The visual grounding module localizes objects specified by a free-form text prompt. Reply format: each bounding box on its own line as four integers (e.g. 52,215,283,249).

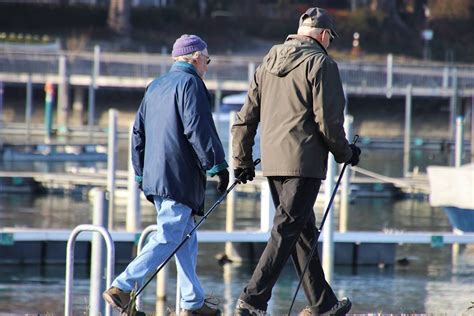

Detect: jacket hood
262,35,327,77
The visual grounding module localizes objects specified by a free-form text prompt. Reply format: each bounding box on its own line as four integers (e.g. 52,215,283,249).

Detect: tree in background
428,0,473,19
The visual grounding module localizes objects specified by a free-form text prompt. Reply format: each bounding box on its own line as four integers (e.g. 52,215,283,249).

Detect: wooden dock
0,167,430,195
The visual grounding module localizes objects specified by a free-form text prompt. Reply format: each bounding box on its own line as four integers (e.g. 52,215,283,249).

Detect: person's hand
216,169,229,193
234,167,255,184
348,144,361,166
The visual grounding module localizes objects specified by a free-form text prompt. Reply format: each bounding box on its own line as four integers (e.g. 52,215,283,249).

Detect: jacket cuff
207,161,229,177
135,175,143,183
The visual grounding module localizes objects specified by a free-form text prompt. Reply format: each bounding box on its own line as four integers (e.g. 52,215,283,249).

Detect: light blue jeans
112,196,205,310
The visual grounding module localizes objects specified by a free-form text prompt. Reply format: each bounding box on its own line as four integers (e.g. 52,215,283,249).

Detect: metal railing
64,224,115,316
1,49,474,93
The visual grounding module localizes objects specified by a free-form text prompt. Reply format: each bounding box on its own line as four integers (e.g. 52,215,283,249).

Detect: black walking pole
123,159,261,316
287,136,359,316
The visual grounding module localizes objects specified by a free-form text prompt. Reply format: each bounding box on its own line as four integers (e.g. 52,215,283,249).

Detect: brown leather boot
102,286,131,310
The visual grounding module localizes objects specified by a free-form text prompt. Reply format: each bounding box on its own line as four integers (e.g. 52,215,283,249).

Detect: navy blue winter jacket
131,61,227,214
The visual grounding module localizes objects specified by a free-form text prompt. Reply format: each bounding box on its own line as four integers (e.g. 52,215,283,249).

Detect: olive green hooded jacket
231,35,352,179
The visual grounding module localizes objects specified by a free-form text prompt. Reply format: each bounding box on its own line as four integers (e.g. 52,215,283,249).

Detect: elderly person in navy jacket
103,34,228,316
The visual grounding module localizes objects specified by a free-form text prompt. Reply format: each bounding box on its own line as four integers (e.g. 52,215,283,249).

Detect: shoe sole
333,300,352,316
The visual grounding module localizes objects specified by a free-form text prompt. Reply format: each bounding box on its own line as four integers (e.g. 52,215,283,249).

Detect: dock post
248,62,256,82
72,86,85,126
107,109,118,229
322,154,336,284
225,112,240,261
449,68,458,139
89,189,109,316
88,45,100,138
176,274,181,314
156,264,168,301
214,80,222,134
25,76,33,140
442,66,449,89
403,84,412,177
260,181,275,232
340,115,353,232
160,46,168,75
386,54,393,98
471,95,474,162
44,81,54,143
57,54,69,134
127,123,141,232
455,116,464,167
0,82,4,125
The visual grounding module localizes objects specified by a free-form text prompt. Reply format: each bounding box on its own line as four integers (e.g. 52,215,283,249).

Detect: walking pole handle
352,134,359,145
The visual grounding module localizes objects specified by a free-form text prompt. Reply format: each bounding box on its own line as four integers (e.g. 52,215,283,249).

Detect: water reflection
0,242,473,314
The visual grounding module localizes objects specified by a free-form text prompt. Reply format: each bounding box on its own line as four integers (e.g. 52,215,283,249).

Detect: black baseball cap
298,7,339,38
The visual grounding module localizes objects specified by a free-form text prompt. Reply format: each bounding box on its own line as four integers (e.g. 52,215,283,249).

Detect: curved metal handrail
64,224,115,316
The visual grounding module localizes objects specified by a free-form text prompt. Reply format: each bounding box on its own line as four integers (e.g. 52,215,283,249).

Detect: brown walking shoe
103,286,131,310
299,297,351,316
179,298,221,316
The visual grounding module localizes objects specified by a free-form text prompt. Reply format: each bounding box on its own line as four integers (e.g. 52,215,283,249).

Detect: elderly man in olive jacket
232,8,361,316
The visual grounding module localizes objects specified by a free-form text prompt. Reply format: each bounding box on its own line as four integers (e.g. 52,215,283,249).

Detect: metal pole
44,81,54,143
455,116,464,167
57,55,68,134
214,81,222,135
25,76,33,140
0,82,3,125
72,87,85,126
176,274,181,314
88,45,100,133
322,154,336,284
386,54,393,98
107,109,118,229
404,85,412,177
260,181,275,232
127,123,141,232
156,264,168,301
225,112,239,261
442,66,449,89
471,95,474,162
340,115,353,232
248,62,256,83
449,68,458,138
89,189,109,316
160,46,168,75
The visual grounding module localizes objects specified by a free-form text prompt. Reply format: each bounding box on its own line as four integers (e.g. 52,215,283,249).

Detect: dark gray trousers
239,176,338,312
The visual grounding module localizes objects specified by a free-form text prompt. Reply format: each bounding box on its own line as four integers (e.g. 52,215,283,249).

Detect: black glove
234,167,255,184
348,144,362,166
216,169,229,193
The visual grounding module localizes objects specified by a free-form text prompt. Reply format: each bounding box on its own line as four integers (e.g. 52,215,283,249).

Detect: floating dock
1,228,473,266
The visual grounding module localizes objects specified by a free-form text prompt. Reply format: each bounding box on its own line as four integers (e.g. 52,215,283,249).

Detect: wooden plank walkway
0,168,430,194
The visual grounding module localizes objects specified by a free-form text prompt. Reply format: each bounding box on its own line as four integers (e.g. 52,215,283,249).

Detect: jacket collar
171,61,199,77
285,34,328,55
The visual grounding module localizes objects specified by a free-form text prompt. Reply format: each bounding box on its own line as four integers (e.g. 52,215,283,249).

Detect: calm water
1,138,474,314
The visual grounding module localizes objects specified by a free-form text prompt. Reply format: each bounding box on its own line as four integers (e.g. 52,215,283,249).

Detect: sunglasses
202,53,211,65
326,29,335,43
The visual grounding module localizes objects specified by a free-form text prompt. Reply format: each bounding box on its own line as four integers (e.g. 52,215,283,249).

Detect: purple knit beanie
172,34,207,58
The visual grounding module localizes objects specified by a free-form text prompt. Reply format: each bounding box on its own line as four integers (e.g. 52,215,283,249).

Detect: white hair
297,25,324,38
173,50,205,63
